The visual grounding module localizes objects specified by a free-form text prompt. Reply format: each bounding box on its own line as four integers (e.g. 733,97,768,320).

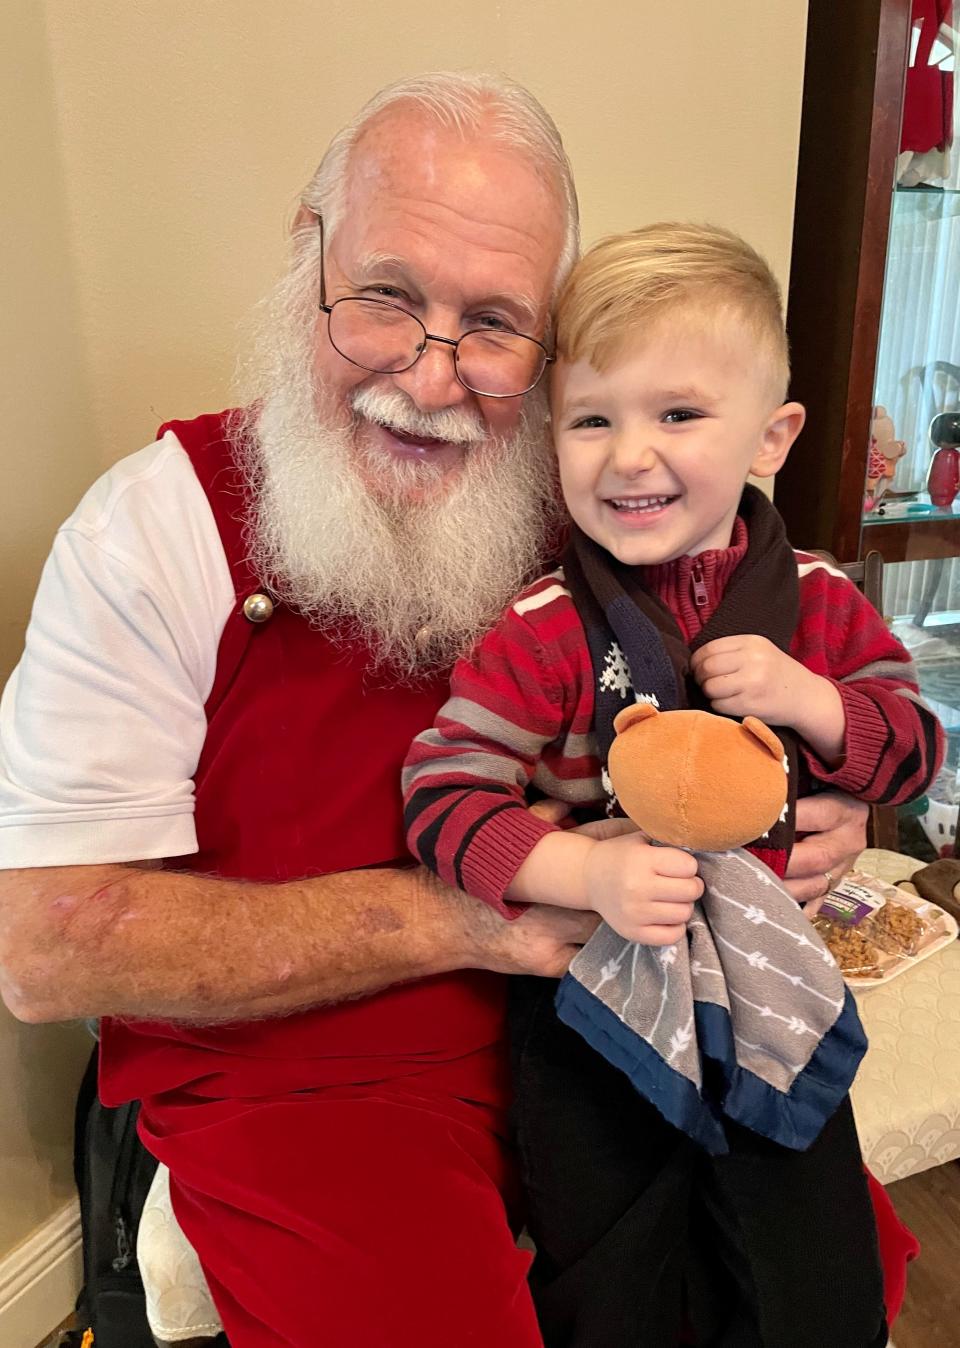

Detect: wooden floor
887,1161,960,1348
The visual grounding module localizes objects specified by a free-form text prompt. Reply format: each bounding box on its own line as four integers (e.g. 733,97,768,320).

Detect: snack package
869,900,928,958
813,914,884,980
814,871,958,987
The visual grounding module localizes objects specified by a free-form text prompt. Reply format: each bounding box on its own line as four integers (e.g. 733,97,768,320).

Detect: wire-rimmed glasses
314,213,553,398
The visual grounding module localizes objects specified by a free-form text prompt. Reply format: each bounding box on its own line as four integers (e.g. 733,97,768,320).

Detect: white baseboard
0,1199,82,1348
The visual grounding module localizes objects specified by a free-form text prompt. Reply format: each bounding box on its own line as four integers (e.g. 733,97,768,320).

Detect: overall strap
157,410,269,719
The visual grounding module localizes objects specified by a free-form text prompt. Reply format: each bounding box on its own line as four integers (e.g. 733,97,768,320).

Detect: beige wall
0,2,100,1259
1,1,100,683
41,0,809,468
0,1016,91,1258
0,0,808,1266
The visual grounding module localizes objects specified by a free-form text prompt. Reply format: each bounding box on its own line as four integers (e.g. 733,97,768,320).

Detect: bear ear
742,716,784,760
613,702,659,736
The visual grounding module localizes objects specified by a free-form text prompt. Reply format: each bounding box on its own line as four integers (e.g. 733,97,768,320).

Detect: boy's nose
611,434,660,476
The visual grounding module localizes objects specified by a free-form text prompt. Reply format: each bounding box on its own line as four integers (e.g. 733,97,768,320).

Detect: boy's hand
582,834,703,944
690,636,846,762
691,635,814,723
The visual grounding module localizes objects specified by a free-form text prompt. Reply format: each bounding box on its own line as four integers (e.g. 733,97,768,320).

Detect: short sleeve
0,436,234,867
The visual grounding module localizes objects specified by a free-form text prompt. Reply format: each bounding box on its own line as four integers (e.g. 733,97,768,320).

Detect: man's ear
291,202,318,237
750,401,806,480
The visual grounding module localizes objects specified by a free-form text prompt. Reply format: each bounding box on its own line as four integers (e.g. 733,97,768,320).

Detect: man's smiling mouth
384,425,460,451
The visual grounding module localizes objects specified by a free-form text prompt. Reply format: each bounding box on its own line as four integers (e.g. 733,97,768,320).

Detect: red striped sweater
403,547,943,917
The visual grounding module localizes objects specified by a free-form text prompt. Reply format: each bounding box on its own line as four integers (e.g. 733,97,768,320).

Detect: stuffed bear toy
609,702,786,851
554,704,866,1154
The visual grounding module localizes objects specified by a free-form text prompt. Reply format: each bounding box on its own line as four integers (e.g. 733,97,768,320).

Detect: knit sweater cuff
460,807,560,919
802,683,891,795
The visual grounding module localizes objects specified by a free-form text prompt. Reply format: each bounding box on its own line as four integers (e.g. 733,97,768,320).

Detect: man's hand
527,796,639,842
465,896,602,978
691,636,846,762
786,792,868,908
414,864,597,978
447,800,628,977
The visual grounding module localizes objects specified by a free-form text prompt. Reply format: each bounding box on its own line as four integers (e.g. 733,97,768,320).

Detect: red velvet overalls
98,412,542,1347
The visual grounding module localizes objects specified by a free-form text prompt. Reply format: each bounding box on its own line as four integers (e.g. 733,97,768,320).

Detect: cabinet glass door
864,2,958,857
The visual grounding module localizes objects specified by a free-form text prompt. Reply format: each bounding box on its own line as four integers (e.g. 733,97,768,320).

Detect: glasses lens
328,299,424,373
457,330,546,396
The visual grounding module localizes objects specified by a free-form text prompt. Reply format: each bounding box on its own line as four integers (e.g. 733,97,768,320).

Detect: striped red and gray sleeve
791,554,945,803
403,572,593,916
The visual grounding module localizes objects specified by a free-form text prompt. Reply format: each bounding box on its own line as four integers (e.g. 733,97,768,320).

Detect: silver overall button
242,593,275,624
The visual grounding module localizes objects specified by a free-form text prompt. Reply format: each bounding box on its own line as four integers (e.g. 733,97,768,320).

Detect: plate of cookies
812,870,959,988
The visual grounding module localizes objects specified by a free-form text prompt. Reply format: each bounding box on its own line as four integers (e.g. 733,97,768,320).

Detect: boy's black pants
510,977,888,1348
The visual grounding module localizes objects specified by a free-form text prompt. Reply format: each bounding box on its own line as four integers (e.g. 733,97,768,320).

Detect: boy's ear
750,401,806,480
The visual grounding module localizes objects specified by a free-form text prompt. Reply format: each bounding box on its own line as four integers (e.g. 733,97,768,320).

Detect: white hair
297,70,580,313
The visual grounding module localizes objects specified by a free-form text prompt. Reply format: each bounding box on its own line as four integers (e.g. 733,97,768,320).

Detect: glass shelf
895,184,960,196
864,494,960,528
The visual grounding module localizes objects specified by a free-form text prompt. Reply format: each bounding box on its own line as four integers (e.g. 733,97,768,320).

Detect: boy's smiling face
551,313,805,566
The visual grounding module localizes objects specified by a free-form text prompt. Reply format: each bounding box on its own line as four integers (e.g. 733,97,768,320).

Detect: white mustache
350,385,488,446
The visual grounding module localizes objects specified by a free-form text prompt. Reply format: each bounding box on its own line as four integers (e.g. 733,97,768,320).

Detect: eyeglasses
314,213,553,398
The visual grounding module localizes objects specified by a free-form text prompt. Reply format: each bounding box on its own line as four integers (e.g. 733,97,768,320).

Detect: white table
850,850,960,1184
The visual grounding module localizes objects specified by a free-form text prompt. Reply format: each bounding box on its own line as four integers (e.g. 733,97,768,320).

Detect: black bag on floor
72,1043,159,1348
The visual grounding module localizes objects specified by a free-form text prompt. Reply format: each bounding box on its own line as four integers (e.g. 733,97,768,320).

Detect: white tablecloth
850,850,960,1183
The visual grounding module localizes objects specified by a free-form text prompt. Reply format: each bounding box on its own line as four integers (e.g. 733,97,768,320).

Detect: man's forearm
0,862,475,1024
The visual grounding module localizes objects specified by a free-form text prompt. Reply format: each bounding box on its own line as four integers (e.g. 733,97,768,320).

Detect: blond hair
555,222,790,400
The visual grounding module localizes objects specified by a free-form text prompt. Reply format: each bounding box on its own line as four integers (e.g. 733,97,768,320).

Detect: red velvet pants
139,1075,543,1348
139,1078,916,1347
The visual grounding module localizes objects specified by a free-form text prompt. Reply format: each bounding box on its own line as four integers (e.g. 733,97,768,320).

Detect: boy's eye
570,415,609,430
662,408,703,424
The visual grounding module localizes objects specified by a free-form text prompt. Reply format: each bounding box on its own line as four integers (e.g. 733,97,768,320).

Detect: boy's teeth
611,496,672,511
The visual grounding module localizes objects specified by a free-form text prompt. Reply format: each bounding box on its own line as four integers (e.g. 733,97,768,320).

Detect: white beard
232,282,560,680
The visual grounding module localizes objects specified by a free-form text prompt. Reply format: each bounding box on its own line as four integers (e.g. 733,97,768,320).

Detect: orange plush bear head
608,704,787,852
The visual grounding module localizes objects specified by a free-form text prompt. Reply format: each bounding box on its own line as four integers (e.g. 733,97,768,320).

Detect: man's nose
390,337,471,412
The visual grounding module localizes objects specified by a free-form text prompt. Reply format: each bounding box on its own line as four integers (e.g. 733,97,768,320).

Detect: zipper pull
691,560,709,608
112,1212,132,1271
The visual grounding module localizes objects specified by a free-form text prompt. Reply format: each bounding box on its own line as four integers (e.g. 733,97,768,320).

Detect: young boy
403,224,941,1346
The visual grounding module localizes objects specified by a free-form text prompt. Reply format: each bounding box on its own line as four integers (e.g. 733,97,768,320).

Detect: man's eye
366,286,407,302
472,315,516,333
663,408,703,424
570,415,609,430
